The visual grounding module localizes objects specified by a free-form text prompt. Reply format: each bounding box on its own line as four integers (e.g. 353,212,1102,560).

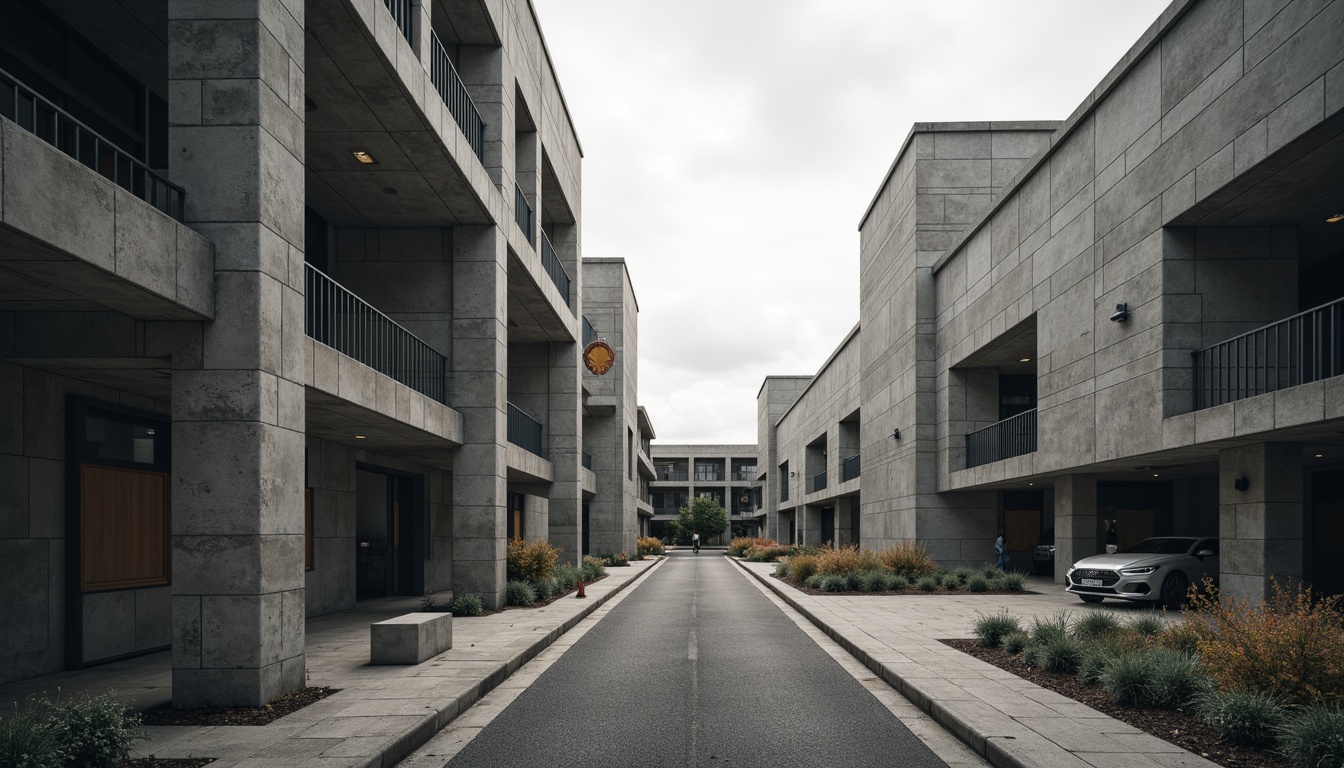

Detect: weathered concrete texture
1054,474,1098,583
1218,442,1304,601
370,612,452,664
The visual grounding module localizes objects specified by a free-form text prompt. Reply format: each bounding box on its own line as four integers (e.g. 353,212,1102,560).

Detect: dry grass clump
814,545,882,576
876,541,938,579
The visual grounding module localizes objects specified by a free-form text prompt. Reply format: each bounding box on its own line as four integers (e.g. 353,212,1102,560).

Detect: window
627,428,634,481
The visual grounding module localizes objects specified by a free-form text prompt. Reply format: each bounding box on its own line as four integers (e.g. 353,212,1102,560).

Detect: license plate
1081,578,1102,587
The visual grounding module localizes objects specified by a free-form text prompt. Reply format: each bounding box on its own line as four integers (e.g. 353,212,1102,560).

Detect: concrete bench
370,612,453,665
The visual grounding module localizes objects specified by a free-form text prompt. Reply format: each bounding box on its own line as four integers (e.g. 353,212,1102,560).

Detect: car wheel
1079,595,1104,604
1162,572,1188,608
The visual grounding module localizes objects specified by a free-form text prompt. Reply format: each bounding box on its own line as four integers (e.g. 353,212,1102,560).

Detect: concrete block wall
331,227,455,360
756,376,812,541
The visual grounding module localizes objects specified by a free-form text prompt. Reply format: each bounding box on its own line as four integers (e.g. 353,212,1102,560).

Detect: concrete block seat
370,613,453,665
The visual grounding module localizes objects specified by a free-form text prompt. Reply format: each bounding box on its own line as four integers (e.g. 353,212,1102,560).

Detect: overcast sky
533,0,1170,445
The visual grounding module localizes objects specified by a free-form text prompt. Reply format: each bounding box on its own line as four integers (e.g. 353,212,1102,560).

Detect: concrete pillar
167,1,307,707
547,339,582,563
800,505,823,547
836,497,857,547
1218,442,1304,601
451,226,509,609
1054,474,1097,584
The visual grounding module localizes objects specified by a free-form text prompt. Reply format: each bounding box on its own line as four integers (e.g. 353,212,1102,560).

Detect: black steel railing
654,506,681,516
507,402,545,457
657,470,689,481
809,471,828,493
2,68,185,221
540,232,571,305
305,264,448,404
694,471,723,482
429,32,486,163
384,0,414,45
514,183,533,243
965,408,1037,469
581,450,593,470
841,454,861,482
1192,297,1344,410
583,316,598,348
732,468,757,481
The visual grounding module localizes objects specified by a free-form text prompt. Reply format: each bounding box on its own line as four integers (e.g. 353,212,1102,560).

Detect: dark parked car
1032,530,1054,576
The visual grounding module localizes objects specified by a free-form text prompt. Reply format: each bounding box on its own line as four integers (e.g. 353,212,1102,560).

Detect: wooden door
80,465,170,592
1004,509,1040,551
1117,509,1156,549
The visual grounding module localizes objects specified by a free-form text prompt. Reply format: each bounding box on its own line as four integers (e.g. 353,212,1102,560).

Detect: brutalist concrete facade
759,0,1344,599
650,444,763,544
0,0,607,705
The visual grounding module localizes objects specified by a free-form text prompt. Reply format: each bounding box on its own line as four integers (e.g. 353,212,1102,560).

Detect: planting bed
139,686,339,727
122,759,215,767
775,574,1035,597
943,639,1288,768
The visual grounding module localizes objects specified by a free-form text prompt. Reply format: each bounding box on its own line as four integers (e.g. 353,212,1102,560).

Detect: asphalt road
445,551,949,768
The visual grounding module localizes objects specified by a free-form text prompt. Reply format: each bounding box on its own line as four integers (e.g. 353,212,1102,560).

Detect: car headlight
1120,565,1158,575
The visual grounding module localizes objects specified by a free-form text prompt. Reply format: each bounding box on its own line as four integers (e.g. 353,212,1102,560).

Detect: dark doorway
998,374,1037,420
820,506,835,545
1309,468,1344,597
355,468,423,599
581,502,591,556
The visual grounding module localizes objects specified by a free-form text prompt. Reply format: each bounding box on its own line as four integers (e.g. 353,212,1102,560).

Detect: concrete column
547,339,582,563
837,497,857,547
1054,474,1097,584
167,1,307,707
800,505,823,547
1218,442,1304,601
451,226,509,609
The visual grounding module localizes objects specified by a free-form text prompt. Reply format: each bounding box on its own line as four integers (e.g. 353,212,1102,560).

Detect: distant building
650,445,764,544
758,0,1344,601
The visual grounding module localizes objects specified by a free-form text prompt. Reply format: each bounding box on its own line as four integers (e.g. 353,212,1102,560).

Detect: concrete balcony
0,115,213,321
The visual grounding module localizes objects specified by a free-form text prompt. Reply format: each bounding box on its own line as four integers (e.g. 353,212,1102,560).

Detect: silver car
1065,537,1218,607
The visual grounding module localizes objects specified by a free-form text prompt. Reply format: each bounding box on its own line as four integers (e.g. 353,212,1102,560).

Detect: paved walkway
0,558,662,768
731,559,1214,768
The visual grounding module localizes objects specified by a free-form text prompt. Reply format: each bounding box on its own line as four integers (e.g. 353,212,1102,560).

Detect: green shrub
505,580,537,606
534,576,559,599
972,610,1022,648
980,565,1003,580
581,555,607,581
1101,648,1205,709
420,590,439,611
1195,689,1285,750
1002,571,1026,591
821,575,849,593
0,697,65,768
916,576,938,592
449,593,484,617
967,575,991,593
1041,636,1084,675
598,552,629,567
1078,637,1125,685
1022,643,1044,668
1072,612,1123,641
746,545,790,562
1030,612,1071,646
1277,705,1344,768
788,554,820,584
1126,611,1166,638
1149,650,1209,709
1002,632,1029,655
804,573,826,590
855,570,885,592
950,567,974,585
554,563,581,591
887,575,909,591
507,538,560,583
774,561,792,579
50,692,142,768
942,577,961,592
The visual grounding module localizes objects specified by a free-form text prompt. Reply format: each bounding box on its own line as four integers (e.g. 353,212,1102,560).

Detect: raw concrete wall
756,376,811,541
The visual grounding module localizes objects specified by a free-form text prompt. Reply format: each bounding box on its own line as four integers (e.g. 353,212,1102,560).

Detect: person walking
994,529,1008,570
691,531,700,553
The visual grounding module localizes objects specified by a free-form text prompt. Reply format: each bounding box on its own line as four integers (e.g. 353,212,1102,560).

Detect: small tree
678,496,728,544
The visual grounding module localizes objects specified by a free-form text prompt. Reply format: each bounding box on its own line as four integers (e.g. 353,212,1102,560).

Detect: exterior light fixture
1109,303,1130,322
355,434,367,439
1028,482,1034,486
351,150,377,164
1316,454,1324,458
892,428,901,440
1019,357,1032,363
1152,473,1160,477
1233,474,1250,492
1327,213,1344,223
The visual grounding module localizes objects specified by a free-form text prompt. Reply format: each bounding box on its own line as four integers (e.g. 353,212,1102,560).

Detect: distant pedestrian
994,529,1008,570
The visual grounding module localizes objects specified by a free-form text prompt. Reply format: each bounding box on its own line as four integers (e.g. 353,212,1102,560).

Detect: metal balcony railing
507,402,545,457
305,264,447,403
653,506,681,516
429,32,486,163
841,454,861,482
582,316,598,348
540,232,571,305
384,0,414,45
582,450,593,470
2,68,185,221
809,471,828,493
657,470,689,482
514,184,533,243
732,468,757,481
965,408,1037,469
1192,296,1344,410
694,471,723,482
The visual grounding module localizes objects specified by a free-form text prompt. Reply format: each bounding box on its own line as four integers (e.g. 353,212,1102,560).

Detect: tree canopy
677,496,728,542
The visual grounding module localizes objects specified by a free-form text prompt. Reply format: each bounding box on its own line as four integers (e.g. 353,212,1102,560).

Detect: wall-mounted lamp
789,471,796,477
1109,303,1130,323
1233,474,1250,492
892,428,901,440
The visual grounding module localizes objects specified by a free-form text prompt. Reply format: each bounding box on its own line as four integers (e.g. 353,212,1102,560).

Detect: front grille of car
1033,546,1054,560
1070,569,1119,586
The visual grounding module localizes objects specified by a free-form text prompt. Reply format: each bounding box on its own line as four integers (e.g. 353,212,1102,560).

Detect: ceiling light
352,150,377,165
355,434,367,439
1152,473,1160,477
1019,357,1031,363
1327,213,1344,223
1027,482,1034,486
1315,454,1324,458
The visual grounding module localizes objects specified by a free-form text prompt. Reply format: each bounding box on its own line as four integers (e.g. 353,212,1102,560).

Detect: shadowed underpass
442,551,948,768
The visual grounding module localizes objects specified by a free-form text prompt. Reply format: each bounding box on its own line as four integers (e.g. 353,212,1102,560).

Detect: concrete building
759,0,1344,601
650,444,764,544
0,0,615,707
579,258,654,556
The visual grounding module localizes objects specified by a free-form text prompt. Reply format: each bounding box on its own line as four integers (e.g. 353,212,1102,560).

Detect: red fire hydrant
576,580,587,599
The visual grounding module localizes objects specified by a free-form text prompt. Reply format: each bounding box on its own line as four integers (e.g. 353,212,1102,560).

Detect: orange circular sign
583,340,615,375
